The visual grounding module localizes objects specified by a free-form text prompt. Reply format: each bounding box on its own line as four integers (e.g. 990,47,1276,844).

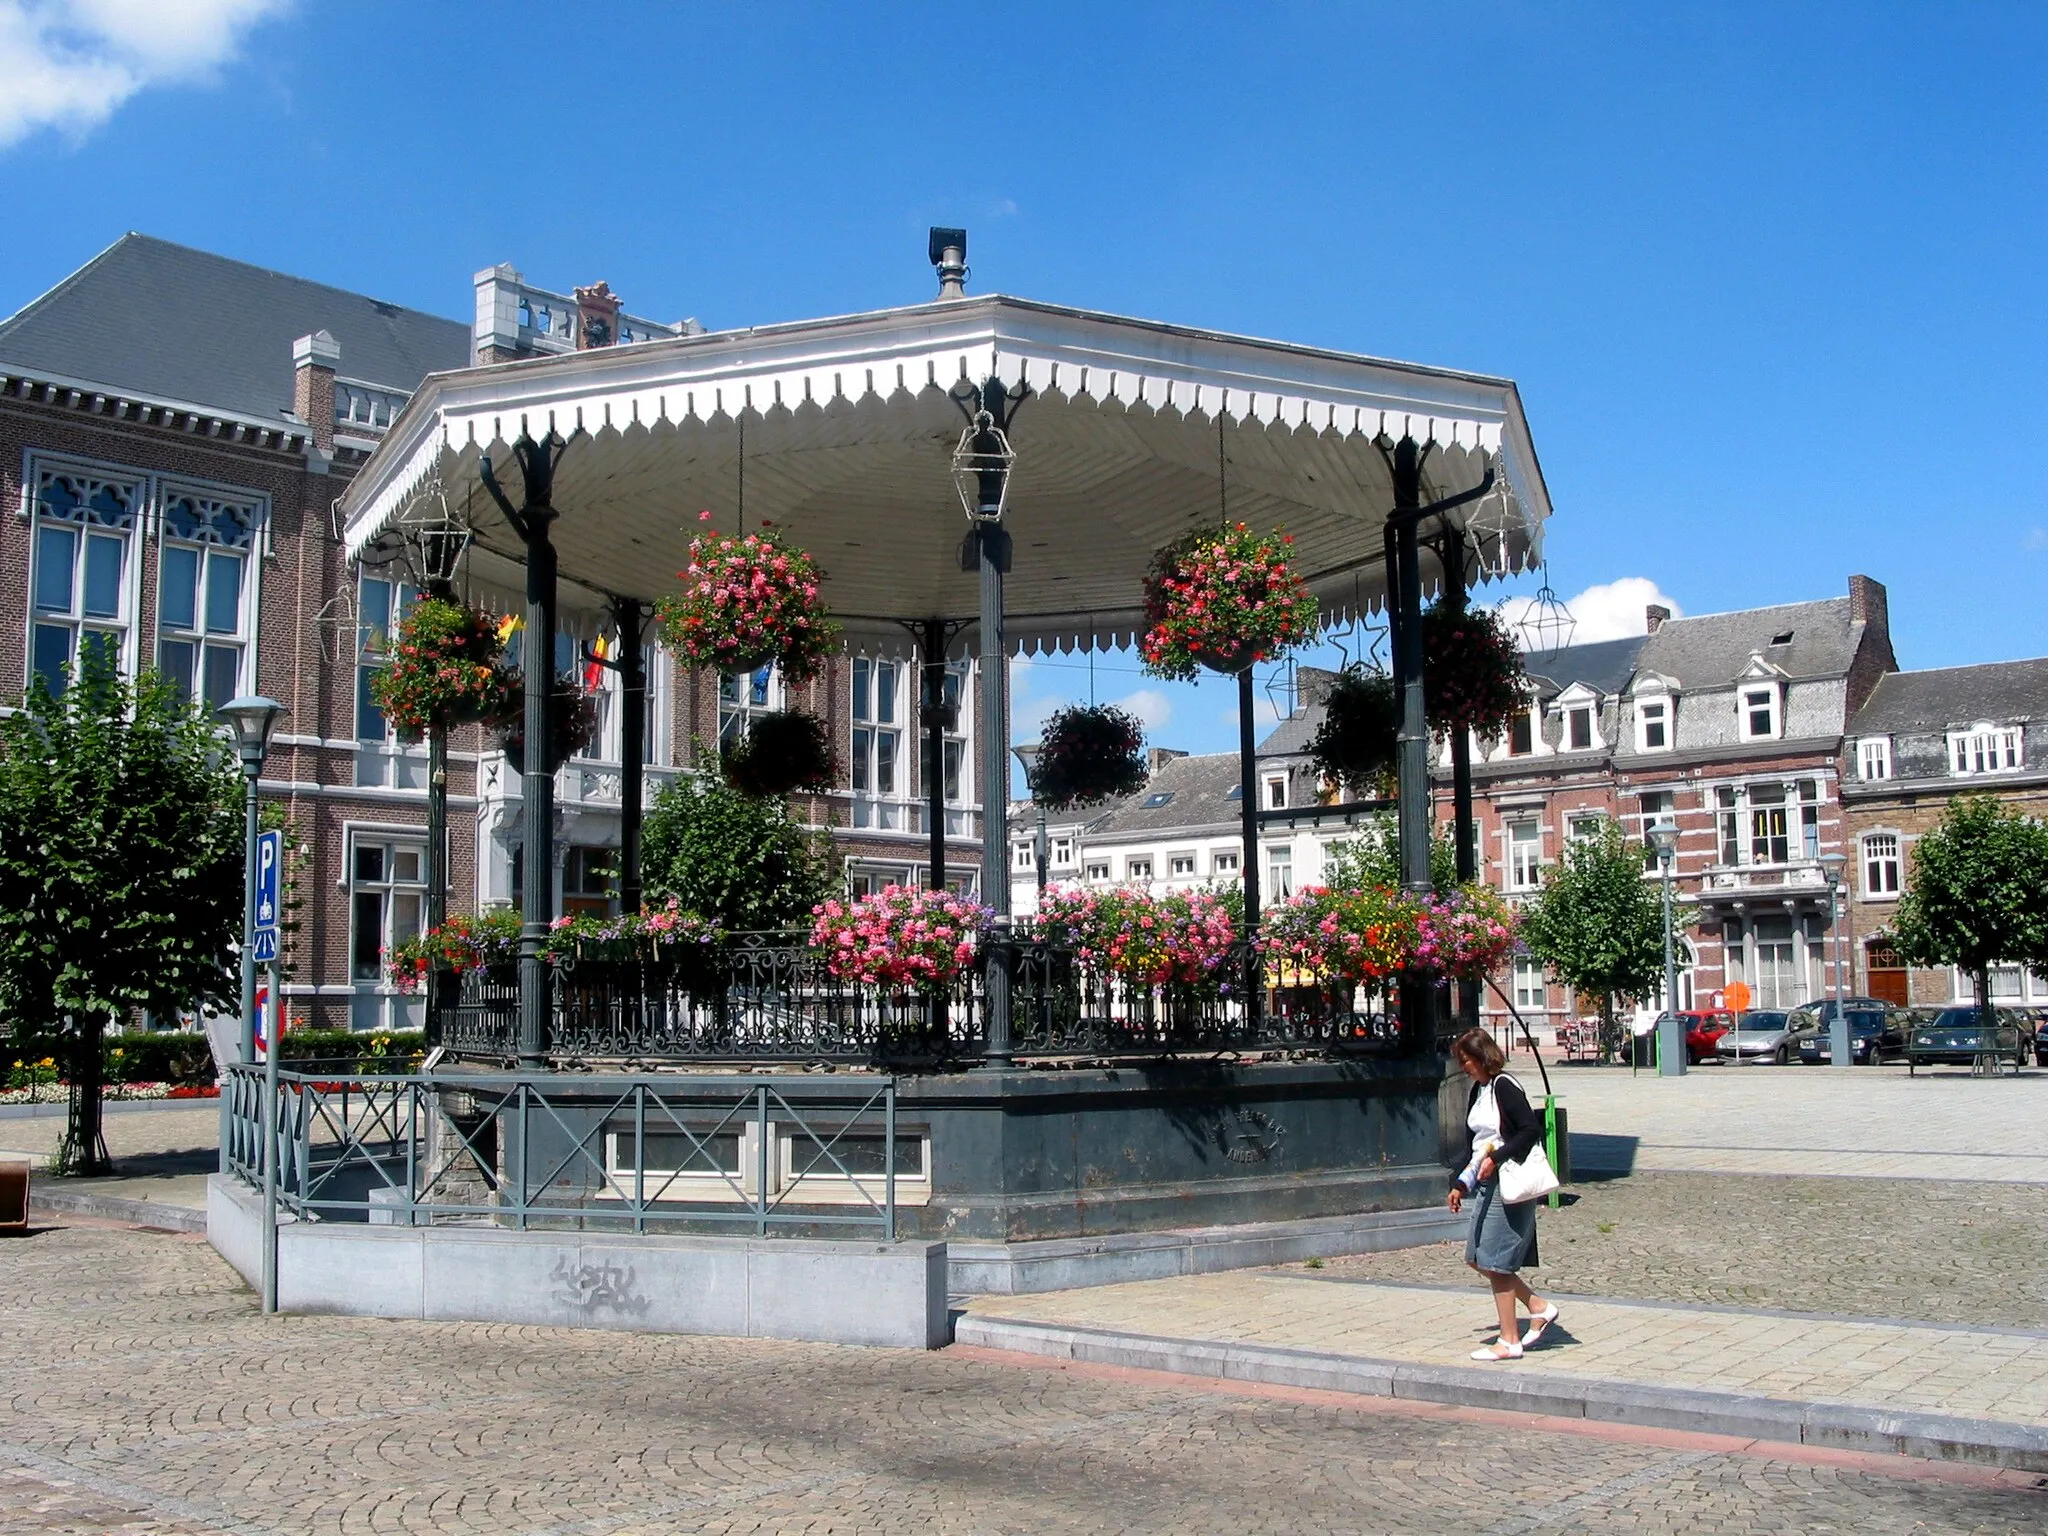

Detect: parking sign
254,829,282,952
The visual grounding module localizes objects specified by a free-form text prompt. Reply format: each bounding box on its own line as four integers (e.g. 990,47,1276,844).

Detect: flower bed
1033,704,1148,811
656,517,840,683
367,596,520,739
1258,884,1421,983
388,909,521,993
1140,523,1317,681
547,901,719,964
809,886,993,990
1037,884,1242,990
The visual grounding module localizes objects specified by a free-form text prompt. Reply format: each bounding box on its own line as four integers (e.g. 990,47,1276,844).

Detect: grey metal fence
222,1065,901,1238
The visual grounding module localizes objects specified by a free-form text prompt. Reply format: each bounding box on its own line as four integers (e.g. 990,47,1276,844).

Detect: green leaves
640,774,835,933
1518,821,1686,1025
1891,796,2048,994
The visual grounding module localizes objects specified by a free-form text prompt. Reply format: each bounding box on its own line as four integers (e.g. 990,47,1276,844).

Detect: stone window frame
1946,723,2023,778
1633,689,1674,753
21,453,148,696
1857,735,1892,782
156,477,265,712
1859,829,1903,900
1505,817,1544,891
1738,681,1782,743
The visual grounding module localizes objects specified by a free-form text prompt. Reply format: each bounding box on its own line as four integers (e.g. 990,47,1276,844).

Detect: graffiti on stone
549,1254,649,1315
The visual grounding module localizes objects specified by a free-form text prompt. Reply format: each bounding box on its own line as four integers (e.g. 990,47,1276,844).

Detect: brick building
2,236,987,1035
1840,657,2048,1007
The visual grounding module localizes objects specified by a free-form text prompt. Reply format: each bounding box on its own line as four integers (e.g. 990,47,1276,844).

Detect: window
1212,850,1240,875
1741,685,1779,741
1511,955,1546,1011
350,838,425,986
29,467,140,695
1141,791,1175,810
1747,783,1790,865
939,663,971,810
1566,706,1593,751
1266,845,1293,898
1012,840,1036,872
1798,779,1820,860
1050,836,1074,868
156,489,258,710
718,663,780,747
1862,833,1900,897
1169,853,1196,877
1085,861,1111,882
354,575,422,788
1507,710,1534,756
1637,791,1675,868
1263,774,1287,810
1948,725,2022,776
1507,820,1542,890
1125,857,1153,881
564,845,619,918
1748,915,1800,1009
852,659,905,828
1858,737,1891,782
1715,786,1740,865
1566,813,1606,845
847,862,913,897
1636,696,1670,752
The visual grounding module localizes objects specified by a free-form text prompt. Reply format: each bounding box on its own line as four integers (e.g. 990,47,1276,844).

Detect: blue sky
5,2,2046,761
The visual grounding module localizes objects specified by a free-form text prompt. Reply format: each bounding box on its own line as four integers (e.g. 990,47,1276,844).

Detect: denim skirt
1464,1177,1537,1274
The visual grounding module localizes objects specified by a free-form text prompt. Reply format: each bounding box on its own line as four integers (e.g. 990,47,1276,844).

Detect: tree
1322,813,1458,894
0,661,242,1174
641,774,836,932
1518,821,1683,1056
1891,795,2048,1026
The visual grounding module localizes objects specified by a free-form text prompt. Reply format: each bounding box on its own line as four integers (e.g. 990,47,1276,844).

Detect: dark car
1796,1006,1909,1065
1715,1011,1797,1064
1673,1010,1735,1064
1906,1006,2029,1072
2020,1008,2048,1067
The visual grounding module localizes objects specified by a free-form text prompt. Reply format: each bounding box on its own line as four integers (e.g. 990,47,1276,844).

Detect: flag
496,613,522,644
584,634,610,692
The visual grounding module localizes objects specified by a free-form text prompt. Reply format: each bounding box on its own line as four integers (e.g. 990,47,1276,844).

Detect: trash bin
0,1161,28,1234
1545,1105,1572,1185
1629,1029,1657,1068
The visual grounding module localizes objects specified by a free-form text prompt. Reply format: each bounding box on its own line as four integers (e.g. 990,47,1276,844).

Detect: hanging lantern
950,409,1015,522
1514,571,1577,657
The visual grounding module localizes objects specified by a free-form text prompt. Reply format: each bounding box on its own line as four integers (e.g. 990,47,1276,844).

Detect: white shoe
1470,1339,1524,1361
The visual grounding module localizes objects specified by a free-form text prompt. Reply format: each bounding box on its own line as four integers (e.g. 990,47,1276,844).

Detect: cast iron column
617,598,645,912
1389,436,1438,1053
978,522,1012,1067
1441,533,1480,1033
1238,666,1263,1026
923,619,948,891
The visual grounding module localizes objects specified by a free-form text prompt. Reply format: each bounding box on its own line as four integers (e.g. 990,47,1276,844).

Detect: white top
1467,1078,1502,1151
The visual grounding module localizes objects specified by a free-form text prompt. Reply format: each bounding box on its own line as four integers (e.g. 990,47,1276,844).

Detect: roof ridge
1655,594,1850,626
1872,656,2048,681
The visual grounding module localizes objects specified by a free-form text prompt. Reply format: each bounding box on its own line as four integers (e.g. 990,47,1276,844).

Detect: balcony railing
426,929,1407,1070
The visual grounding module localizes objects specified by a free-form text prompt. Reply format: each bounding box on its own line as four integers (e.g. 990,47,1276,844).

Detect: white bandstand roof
339,294,1552,655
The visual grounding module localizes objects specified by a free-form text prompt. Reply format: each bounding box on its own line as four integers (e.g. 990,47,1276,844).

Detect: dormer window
1948,724,2022,776
1740,684,1779,741
1857,736,1891,782
1636,697,1671,753
1566,706,1593,751
1507,711,1534,756
1769,630,1794,646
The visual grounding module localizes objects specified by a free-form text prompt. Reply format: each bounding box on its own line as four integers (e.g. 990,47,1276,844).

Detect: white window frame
1125,856,1154,881
1511,954,1546,1011
1857,736,1891,782
1266,844,1294,898
25,459,145,695
1739,683,1780,742
352,573,428,790
1085,860,1112,882
1946,723,2023,777
1211,850,1240,875
1050,835,1074,868
156,483,262,712
1507,819,1543,891
1168,852,1197,878
851,658,908,828
1861,831,1901,899
1565,812,1606,845
1012,839,1036,872
346,830,427,1033
1262,773,1288,810
718,662,782,748
1563,703,1596,752
1635,693,1672,753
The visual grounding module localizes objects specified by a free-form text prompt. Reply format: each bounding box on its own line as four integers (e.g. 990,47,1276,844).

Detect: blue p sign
255,829,282,938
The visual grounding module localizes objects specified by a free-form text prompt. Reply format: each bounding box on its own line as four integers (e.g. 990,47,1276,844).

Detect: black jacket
1452,1073,1545,1190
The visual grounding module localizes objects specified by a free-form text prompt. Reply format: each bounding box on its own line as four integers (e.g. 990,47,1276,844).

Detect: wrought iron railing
425,929,1408,1068
222,1064,902,1237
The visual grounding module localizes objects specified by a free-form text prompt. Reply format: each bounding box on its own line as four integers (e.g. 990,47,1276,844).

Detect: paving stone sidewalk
962,1270,2048,1434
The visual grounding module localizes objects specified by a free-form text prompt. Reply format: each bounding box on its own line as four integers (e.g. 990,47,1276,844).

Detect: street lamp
218,696,284,1063
1647,820,1685,1077
1011,743,1049,907
1819,851,1851,1069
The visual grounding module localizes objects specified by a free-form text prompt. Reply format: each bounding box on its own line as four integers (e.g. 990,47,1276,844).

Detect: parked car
1796,1006,1910,1065
1905,1006,2030,1072
1714,1010,1798,1064
2018,1008,2048,1067
1673,1010,1735,1064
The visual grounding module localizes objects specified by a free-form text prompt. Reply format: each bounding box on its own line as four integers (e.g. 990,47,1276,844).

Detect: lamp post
1648,820,1685,1077
1819,851,1850,1069
1011,743,1048,909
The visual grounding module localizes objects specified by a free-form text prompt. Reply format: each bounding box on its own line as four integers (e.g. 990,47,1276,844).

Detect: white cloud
1496,576,1682,649
0,0,286,150
1112,688,1172,730
988,197,1019,218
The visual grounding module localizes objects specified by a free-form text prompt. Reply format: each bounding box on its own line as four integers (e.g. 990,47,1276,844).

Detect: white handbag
1491,1074,1560,1204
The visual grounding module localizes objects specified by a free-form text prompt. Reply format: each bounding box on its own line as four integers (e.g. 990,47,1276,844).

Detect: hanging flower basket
654,514,841,683
386,908,520,993
1258,884,1421,984
1421,601,1529,736
721,708,838,799
1412,883,1521,980
1037,884,1242,992
1033,703,1148,812
368,597,520,741
496,673,599,774
1306,667,1399,794
810,886,994,992
1139,523,1318,682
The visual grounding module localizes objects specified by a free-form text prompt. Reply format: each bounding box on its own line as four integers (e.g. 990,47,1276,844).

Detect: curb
30,1189,206,1234
951,1314,2048,1473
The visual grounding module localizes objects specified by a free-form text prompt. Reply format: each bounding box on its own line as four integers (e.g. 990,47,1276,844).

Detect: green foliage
277,1028,425,1072
1305,668,1399,795
641,773,836,932
1891,796,2048,1017
1321,814,1459,894
103,1031,217,1084
0,663,243,1172
1518,821,1688,1045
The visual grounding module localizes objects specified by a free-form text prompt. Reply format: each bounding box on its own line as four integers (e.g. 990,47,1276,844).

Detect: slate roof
1849,658,2048,733
1635,598,1855,688
0,233,470,422
1087,751,1246,839
1522,634,1646,699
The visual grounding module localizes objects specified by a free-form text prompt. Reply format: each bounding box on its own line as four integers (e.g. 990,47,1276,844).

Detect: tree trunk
55,1012,112,1177
1974,966,1992,1031
1599,991,1617,1063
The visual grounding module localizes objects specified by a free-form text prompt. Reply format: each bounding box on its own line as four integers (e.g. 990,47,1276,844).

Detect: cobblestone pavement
3,1222,2045,1535
1324,1171,2048,1325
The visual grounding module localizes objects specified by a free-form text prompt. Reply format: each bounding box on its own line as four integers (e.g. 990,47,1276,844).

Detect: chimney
474,264,524,363
1645,604,1671,634
291,330,339,460
574,281,623,349
1295,665,1341,709
929,227,968,299
1848,573,1888,631
1148,747,1188,774
1844,574,1897,711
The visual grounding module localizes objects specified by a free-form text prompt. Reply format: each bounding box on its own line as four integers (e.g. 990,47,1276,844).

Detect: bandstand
210,263,1552,1342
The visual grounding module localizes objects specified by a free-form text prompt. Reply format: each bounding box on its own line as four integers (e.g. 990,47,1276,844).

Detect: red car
1675,1010,1736,1064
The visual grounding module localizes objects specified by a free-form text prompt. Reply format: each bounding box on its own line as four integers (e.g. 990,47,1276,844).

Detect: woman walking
1446,1028,1558,1361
